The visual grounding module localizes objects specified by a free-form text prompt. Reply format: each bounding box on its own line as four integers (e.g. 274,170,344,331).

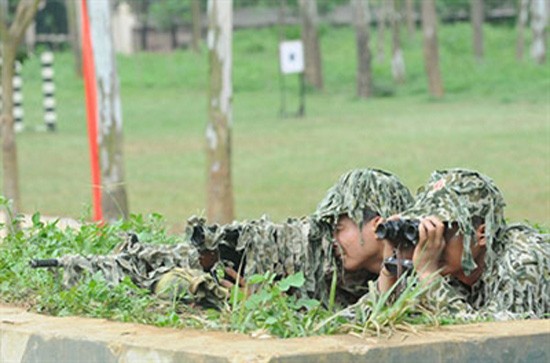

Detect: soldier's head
314,168,413,272
402,168,506,277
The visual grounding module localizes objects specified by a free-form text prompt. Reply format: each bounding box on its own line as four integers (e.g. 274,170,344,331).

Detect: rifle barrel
30,259,60,268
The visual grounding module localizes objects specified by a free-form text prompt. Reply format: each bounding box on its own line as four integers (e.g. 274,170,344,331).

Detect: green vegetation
6,23,550,232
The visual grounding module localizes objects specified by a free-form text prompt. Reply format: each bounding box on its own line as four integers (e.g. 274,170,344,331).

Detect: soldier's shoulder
497,223,549,273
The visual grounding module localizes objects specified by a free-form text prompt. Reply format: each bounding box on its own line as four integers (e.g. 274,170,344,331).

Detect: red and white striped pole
80,0,102,222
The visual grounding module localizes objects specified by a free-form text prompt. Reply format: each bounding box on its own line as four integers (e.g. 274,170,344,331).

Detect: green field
6,23,550,230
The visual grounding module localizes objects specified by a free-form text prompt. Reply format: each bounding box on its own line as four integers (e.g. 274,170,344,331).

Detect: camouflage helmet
402,168,506,275
314,168,414,228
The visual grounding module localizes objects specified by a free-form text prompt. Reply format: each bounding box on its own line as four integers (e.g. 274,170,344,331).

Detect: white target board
279,41,304,74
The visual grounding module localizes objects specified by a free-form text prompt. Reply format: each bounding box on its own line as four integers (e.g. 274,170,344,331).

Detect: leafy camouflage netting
185,215,334,302
422,223,549,320
314,168,414,228
59,235,227,306
399,169,549,319
401,168,506,275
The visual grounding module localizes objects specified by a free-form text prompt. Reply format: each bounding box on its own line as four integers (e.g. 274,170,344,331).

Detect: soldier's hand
219,267,250,296
413,216,445,281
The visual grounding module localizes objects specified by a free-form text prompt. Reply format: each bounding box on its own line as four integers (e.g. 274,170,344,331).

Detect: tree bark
206,0,234,224
299,0,323,90
421,0,444,98
471,0,484,60
390,0,405,84
65,0,82,77
531,0,547,64
191,0,201,53
0,0,40,222
352,0,372,98
516,0,530,60
87,0,129,222
405,0,415,37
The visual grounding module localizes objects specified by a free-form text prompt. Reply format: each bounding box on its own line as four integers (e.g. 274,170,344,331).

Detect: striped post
13,61,25,133
41,51,56,131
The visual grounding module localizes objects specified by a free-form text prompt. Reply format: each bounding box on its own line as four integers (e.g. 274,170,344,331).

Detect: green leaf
277,272,305,292
297,298,320,310
31,212,42,226
265,316,278,325
247,273,268,285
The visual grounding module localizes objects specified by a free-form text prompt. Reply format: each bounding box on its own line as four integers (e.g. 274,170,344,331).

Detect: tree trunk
405,0,415,37
87,0,129,222
206,0,234,224
352,0,372,98
170,22,178,49
299,0,323,90
0,0,40,222
376,0,387,62
471,0,484,60
421,0,444,98
139,0,149,51
65,0,82,77
516,0,530,60
1,42,21,217
531,0,547,64
390,0,405,84
191,0,201,53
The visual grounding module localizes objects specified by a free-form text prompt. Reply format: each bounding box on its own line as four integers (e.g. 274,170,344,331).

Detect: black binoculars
375,219,420,248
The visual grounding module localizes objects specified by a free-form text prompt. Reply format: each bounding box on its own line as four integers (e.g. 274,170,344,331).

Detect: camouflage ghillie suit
402,169,549,320
166,168,413,306
312,168,414,304
58,235,228,307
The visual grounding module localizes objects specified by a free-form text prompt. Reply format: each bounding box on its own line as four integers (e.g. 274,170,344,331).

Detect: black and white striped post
0,58,25,133
13,61,25,133
41,51,56,131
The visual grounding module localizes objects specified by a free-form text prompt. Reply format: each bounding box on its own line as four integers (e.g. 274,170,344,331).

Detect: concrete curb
1,305,549,363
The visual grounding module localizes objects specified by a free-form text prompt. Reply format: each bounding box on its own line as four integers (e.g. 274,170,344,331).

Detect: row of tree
0,0,548,227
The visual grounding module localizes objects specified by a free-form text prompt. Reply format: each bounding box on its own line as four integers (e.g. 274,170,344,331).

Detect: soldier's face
440,225,487,284
334,215,383,272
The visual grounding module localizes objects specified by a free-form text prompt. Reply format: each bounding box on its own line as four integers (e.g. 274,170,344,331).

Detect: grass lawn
6,23,549,231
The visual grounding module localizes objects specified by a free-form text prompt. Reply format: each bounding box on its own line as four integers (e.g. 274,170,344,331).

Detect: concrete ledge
1,304,549,363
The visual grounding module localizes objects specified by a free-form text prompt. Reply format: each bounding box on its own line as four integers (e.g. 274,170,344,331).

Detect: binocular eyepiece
375,219,420,248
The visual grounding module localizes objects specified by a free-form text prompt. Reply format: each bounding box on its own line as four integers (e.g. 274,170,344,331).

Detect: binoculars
375,219,420,248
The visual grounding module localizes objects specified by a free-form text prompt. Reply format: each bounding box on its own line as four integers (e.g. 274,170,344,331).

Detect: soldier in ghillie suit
36,168,413,308
378,168,549,320
312,168,414,304
155,168,413,307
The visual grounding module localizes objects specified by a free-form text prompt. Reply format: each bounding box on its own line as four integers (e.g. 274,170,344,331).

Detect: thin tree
471,0,484,60
0,0,40,221
191,0,201,53
390,0,405,83
516,0,530,60
376,0,387,62
299,0,323,90
86,0,129,221
531,0,547,64
353,0,373,98
65,0,82,77
206,0,234,224
404,0,415,38
421,0,444,98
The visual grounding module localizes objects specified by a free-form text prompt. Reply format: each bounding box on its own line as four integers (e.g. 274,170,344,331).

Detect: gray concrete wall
1,304,548,363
